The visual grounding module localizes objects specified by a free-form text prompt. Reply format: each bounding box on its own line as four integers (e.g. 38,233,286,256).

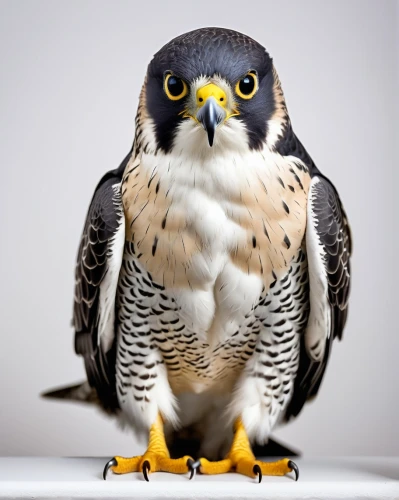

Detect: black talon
103,458,117,480
186,458,198,480
188,459,201,479
253,464,262,483
288,460,299,481
142,460,151,482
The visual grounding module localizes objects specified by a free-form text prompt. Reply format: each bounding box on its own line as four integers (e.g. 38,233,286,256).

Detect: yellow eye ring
235,72,258,100
164,73,188,101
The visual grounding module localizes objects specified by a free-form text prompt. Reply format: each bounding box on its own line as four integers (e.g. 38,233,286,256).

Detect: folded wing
73,152,131,412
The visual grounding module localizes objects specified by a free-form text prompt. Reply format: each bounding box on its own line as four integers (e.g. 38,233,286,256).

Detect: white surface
0,457,398,499
0,0,398,458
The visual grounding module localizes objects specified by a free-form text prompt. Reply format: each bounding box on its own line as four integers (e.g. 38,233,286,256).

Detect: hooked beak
197,97,225,147
195,83,232,147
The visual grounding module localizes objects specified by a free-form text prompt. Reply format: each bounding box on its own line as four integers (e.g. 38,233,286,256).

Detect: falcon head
137,28,288,155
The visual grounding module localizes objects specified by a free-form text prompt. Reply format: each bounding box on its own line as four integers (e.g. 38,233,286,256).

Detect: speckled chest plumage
114,146,311,437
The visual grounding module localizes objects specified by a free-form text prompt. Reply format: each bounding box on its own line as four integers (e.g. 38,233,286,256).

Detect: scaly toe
195,458,234,475
157,455,194,475
248,458,299,482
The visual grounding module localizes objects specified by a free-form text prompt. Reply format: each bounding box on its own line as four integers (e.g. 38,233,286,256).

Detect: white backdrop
0,0,398,456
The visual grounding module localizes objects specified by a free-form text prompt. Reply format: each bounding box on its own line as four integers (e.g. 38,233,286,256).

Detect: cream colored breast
122,149,310,293
122,155,206,289
227,157,311,288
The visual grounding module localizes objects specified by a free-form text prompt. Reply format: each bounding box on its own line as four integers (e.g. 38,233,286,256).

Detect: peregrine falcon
59,27,352,481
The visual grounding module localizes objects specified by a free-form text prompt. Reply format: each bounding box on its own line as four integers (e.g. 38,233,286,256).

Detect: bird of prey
61,27,352,482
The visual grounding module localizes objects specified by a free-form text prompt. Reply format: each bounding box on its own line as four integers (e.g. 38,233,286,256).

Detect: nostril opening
220,97,224,101
199,97,203,102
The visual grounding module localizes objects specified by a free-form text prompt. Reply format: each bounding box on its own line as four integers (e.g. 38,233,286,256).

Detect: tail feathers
41,381,98,405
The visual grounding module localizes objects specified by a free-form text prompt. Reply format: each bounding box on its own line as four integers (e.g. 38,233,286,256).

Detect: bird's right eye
164,73,188,101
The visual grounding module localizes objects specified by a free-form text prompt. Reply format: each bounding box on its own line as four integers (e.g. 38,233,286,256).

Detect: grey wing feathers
285,171,351,420
73,152,131,412
311,176,352,339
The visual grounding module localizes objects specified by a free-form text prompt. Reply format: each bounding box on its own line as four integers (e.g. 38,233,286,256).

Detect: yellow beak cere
196,83,227,109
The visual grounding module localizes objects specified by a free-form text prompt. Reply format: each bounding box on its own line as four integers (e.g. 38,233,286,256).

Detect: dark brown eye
164,74,188,100
235,72,258,99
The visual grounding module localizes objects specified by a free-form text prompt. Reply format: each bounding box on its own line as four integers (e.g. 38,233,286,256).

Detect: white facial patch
185,74,239,117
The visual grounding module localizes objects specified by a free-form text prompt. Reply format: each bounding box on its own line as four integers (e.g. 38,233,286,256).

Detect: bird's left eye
235,72,258,99
164,73,188,101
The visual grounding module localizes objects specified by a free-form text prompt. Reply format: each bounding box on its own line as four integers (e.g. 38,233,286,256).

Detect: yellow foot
196,456,298,482
240,457,298,483
192,418,299,483
103,413,195,481
103,454,195,481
